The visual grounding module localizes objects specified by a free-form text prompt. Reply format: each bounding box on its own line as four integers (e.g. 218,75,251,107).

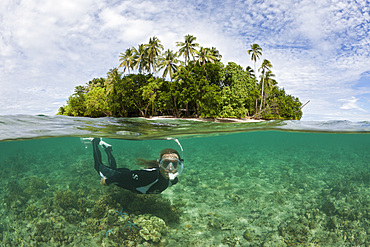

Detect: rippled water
0,115,369,246
1,115,370,142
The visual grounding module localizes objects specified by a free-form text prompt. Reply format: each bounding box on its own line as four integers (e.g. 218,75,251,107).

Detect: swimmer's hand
100,177,107,186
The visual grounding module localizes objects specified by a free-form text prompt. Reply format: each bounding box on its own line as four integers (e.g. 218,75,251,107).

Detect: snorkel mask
162,138,184,180
160,157,184,180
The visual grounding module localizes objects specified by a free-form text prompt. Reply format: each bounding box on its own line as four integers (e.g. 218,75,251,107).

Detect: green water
0,130,369,246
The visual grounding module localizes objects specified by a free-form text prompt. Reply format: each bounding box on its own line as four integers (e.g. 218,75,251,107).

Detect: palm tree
209,47,222,61
105,68,122,95
86,78,105,92
247,44,262,78
195,47,218,66
262,70,277,107
173,62,193,84
118,47,136,73
145,36,164,74
258,59,273,115
176,34,199,65
264,71,277,89
158,49,179,81
133,44,148,74
246,66,255,78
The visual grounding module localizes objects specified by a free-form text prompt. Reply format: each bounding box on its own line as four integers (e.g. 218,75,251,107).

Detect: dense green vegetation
58,35,303,120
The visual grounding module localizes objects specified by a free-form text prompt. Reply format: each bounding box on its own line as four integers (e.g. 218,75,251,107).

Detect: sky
0,0,370,121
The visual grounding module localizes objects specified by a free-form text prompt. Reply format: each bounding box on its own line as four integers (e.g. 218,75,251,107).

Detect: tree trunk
173,96,179,116
255,98,258,117
259,72,265,117
133,102,145,117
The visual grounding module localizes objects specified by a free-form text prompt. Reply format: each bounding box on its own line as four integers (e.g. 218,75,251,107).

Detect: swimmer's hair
137,148,181,168
160,148,181,159
137,158,159,168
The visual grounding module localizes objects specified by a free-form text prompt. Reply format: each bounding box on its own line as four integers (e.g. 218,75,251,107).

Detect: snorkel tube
166,137,184,180
168,170,179,180
168,162,183,180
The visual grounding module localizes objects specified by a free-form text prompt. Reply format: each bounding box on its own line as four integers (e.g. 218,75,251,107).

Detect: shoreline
140,116,266,123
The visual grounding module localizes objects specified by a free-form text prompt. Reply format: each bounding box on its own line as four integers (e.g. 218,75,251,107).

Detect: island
58,35,304,120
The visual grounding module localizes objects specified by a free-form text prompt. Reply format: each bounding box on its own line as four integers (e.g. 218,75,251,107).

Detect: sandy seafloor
0,131,369,246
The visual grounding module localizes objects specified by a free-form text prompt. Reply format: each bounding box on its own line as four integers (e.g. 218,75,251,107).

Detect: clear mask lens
161,159,180,170
160,158,183,175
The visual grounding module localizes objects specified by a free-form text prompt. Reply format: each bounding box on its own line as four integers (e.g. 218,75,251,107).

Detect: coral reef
54,189,76,210
135,214,167,242
97,187,181,223
0,133,369,246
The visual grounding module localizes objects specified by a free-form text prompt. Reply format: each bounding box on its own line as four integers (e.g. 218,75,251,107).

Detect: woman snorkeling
84,138,183,194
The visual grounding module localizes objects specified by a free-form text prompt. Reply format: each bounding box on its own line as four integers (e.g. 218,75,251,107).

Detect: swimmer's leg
104,146,117,169
92,138,104,173
93,138,120,178
98,138,116,169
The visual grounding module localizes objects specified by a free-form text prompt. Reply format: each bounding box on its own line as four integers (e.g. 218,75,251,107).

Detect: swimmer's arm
103,169,157,187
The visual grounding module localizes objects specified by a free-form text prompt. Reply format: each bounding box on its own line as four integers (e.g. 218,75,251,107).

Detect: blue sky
1,0,369,121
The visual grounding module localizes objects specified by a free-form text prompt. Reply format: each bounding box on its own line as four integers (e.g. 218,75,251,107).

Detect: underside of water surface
0,116,369,246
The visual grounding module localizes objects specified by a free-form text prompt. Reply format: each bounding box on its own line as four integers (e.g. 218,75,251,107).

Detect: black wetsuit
92,139,178,194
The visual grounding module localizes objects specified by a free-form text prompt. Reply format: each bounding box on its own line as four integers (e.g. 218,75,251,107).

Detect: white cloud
340,97,366,111
0,0,370,121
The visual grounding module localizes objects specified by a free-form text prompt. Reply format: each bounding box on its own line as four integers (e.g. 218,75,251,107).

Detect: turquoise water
0,116,369,246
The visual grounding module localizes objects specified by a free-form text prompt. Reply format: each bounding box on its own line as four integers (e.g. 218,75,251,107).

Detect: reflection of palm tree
119,48,135,73
145,36,164,74
247,44,262,77
258,59,273,115
133,44,148,74
158,49,178,81
105,68,122,94
176,34,199,65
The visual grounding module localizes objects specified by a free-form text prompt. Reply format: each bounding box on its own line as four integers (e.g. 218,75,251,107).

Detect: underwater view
0,116,369,246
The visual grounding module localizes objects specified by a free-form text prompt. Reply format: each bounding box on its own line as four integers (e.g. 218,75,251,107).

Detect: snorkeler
84,138,183,194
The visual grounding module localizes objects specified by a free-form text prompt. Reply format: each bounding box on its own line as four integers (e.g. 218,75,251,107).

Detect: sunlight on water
0,116,369,246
